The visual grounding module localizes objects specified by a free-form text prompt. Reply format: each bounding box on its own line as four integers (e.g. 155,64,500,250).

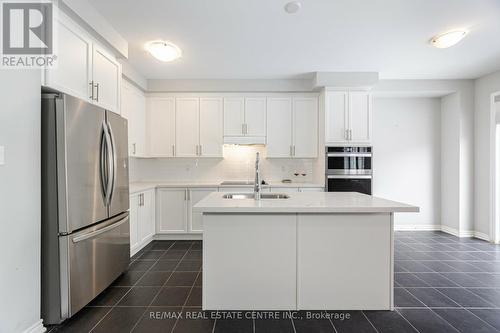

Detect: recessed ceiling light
284,1,301,14
145,40,182,62
430,30,468,48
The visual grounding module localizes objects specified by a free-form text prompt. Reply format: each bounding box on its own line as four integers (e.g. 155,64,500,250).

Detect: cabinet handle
172,145,175,156
95,83,100,102
345,129,348,140
195,145,199,156
349,129,352,141
244,123,248,135
184,189,187,201
132,143,136,155
199,145,202,156
293,145,296,156
89,81,94,99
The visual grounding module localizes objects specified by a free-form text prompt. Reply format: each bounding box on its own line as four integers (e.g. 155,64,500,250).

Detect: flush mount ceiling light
145,40,182,62
430,30,468,48
284,1,301,14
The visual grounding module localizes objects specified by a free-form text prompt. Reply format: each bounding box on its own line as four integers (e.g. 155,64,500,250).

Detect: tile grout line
128,240,183,333
360,311,381,333
87,242,172,332
169,241,203,333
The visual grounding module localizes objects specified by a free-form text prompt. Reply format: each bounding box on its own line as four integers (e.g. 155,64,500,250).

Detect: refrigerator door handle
102,122,114,206
72,216,129,243
99,122,109,205
106,120,117,205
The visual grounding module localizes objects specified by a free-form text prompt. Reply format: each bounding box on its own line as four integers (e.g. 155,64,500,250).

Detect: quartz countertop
129,181,324,194
193,192,419,213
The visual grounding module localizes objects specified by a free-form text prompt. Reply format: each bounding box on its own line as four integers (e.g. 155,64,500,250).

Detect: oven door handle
327,175,372,179
326,153,372,157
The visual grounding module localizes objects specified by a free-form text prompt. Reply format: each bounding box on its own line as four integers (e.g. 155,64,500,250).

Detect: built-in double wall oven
325,146,372,195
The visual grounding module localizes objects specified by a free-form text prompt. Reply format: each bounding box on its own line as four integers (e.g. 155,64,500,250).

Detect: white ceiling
88,0,500,80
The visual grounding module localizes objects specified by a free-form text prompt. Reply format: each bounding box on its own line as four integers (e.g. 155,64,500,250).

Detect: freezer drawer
62,213,130,319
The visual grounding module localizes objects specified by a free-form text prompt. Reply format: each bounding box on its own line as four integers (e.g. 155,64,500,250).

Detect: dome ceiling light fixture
430,30,468,48
284,1,302,14
145,40,182,62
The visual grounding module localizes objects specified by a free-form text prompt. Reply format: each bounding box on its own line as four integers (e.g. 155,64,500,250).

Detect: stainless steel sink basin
222,193,290,199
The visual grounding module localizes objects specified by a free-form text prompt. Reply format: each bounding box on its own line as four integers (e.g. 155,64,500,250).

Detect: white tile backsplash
129,145,318,183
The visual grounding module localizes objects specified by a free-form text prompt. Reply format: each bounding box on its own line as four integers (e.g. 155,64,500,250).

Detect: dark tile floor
47,231,500,333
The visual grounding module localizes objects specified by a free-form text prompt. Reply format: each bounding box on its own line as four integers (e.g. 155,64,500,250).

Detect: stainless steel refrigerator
41,91,130,324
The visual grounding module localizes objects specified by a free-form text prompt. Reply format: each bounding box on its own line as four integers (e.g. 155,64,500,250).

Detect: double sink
222,193,290,200
219,181,290,200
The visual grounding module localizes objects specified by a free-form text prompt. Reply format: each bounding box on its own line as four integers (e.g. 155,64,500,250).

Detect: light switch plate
0,146,4,165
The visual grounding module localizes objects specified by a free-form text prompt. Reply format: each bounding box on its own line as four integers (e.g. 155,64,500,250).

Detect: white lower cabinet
130,189,155,255
189,188,218,233
157,188,188,233
157,187,218,234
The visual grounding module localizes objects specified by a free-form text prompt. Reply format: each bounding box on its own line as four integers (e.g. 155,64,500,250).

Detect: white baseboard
399,224,492,241
154,234,203,240
473,231,490,241
131,235,155,257
394,224,441,231
24,320,45,333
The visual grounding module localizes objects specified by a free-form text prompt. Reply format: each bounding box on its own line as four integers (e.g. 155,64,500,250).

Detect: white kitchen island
193,192,419,311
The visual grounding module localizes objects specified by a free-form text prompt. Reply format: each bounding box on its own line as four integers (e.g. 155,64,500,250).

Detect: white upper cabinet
223,98,245,136
121,80,146,157
45,14,92,101
147,97,175,157
223,97,266,143
267,97,318,158
267,98,293,158
175,98,200,157
244,98,267,137
325,91,371,144
325,92,348,143
199,98,223,157
92,45,121,113
293,97,318,158
349,92,372,143
44,12,121,113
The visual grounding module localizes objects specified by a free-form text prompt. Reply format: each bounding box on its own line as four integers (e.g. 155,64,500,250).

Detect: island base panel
297,213,393,310
203,214,297,310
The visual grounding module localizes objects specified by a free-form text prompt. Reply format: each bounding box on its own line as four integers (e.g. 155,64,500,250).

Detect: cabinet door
200,98,223,157
92,45,121,113
147,97,175,157
244,98,267,137
121,81,146,157
129,194,139,252
223,98,245,136
218,187,254,193
157,189,188,233
44,14,92,102
139,190,155,243
189,188,218,232
269,187,299,193
293,97,318,158
175,98,200,157
349,92,372,143
325,92,348,144
266,98,293,158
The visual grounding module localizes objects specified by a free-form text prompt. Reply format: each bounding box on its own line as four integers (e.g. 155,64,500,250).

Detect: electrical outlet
0,146,4,165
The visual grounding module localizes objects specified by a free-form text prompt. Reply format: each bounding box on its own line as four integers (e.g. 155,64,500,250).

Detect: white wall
474,70,500,238
441,93,461,232
130,145,317,184
372,97,441,229
0,70,43,332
